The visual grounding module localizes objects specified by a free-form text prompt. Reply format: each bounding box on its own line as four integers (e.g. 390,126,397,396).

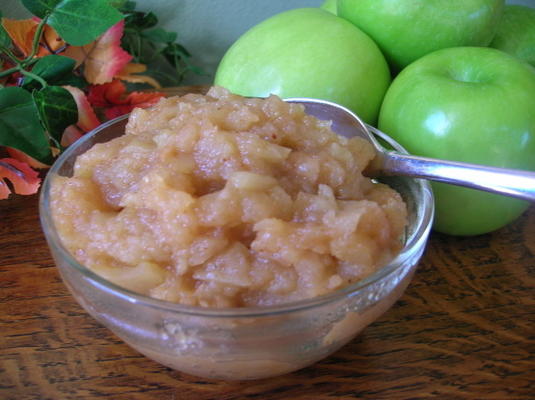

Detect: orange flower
60,125,84,147
6,148,50,169
57,85,102,146
115,63,161,89
63,86,101,132
88,79,164,120
0,158,41,200
63,21,132,85
1,17,65,57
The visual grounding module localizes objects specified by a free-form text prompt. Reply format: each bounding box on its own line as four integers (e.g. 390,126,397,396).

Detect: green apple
320,0,337,14
214,8,391,124
378,47,535,236
338,0,505,71
490,5,535,67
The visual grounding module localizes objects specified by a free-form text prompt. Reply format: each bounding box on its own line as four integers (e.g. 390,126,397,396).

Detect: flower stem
19,68,47,88
24,15,50,62
0,65,20,78
0,45,21,65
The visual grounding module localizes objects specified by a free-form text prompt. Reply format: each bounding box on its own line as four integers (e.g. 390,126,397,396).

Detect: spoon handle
380,152,535,202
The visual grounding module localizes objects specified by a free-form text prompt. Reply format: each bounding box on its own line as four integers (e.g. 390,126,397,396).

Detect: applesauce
50,86,407,308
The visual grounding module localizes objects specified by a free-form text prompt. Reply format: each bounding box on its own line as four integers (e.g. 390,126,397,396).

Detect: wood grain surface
1,87,534,399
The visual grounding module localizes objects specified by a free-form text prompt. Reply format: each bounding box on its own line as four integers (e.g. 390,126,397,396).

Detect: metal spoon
286,98,535,202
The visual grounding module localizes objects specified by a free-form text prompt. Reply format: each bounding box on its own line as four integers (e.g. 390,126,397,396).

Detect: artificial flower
88,79,164,120
63,85,101,132
115,63,161,89
60,125,84,147
0,158,41,200
6,148,50,169
1,17,65,57
63,20,132,85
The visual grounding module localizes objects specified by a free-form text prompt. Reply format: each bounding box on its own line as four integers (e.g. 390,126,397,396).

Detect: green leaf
23,55,75,90
109,0,130,9
185,64,207,76
54,73,86,89
0,87,53,164
162,42,191,66
120,1,137,12
20,0,61,19
124,10,158,32
33,86,77,144
22,0,123,46
141,28,177,44
24,54,87,89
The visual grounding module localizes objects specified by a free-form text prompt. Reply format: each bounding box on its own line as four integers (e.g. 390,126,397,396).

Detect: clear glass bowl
39,114,434,380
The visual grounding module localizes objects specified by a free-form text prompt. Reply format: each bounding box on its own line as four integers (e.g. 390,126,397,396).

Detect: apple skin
320,0,337,14
378,47,535,236
214,8,391,124
338,0,505,71
490,5,535,67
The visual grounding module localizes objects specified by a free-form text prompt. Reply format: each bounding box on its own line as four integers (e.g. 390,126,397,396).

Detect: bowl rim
39,110,434,319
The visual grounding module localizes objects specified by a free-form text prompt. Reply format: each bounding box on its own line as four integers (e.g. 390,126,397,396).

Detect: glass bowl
39,111,434,380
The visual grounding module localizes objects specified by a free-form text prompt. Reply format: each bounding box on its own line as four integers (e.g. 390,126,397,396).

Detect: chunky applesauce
50,86,407,308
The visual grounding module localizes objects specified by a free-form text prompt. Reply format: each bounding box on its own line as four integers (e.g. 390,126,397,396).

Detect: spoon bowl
286,98,535,202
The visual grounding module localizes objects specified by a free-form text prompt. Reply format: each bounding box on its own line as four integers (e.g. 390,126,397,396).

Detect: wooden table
1,193,533,399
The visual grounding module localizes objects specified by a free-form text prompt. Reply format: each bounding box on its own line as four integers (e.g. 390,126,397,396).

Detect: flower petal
0,158,41,199
125,90,164,108
62,42,92,68
0,178,10,199
1,18,36,57
102,92,164,120
104,104,136,120
40,24,65,56
87,79,128,107
63,85,101,132
65,21,133,85
88,79,164,119
6,147,50,169
1,18,65,58
104,91,163,119
61,125,84,147
115,63,162,89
